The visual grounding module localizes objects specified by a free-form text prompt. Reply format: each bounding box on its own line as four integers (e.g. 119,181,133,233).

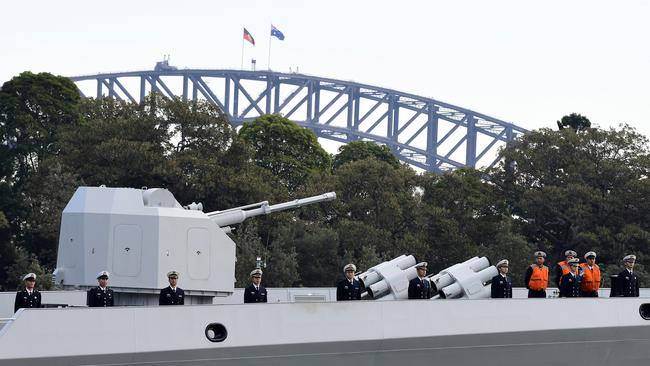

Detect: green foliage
491,125,650,283
5,247,54,291
0,72,81,182
232,222,268,287
2,73,650,293
239,114,332,190
333,141,400,170
57,97,171,188
557,113,591,131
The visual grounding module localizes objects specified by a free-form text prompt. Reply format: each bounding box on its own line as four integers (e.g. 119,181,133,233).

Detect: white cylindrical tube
394,255,417,270
358,271,382,288
433,273,454,290
477,266,498,283
440,282,463,299
367,279,390,299
468,257,491,272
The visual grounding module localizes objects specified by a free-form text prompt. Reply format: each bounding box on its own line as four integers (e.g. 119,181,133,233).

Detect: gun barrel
208,192,336,227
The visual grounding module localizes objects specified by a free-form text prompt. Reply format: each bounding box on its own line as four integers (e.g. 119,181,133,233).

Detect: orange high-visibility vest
557,261,571,276
580,263,601,292
529,265,549,291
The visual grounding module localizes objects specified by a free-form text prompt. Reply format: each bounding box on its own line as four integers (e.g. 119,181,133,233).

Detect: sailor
490,259,513,298
559,258,582,297
616,254,640,297
244,268,267,303
14,273,42,313
336,263,362,301
408,262,432,299
554,249,577,289
579,251,601,297
159,271,184,305
525,251,548,298
87,271,115,307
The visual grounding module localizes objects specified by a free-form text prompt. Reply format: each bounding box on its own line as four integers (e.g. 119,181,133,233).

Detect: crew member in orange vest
579,251,601,297
554,250,577,289
525,251,549,298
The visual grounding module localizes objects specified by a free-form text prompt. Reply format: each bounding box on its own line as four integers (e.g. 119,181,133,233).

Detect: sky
2,0,650,141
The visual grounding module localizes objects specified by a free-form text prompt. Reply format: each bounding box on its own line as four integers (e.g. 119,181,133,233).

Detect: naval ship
1,186,650,366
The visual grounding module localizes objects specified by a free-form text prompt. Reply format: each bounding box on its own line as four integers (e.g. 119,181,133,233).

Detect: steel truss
69,69,528,172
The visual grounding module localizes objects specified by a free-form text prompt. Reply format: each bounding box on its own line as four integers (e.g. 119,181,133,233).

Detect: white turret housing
53,186,236,300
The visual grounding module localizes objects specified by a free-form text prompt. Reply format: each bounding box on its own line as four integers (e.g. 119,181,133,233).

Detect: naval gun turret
53,186,335,305
359,255,497,300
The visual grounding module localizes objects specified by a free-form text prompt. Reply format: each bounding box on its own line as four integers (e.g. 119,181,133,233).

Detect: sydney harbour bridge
69,64,528,172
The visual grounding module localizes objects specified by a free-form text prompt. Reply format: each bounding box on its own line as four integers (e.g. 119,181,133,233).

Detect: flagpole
241,32,245,70
268,27,272,70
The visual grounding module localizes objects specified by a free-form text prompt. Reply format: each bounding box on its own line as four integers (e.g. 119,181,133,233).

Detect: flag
243,28,255,45
271,25,285,40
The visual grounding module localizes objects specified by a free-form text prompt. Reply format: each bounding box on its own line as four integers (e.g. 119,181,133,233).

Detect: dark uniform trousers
490,274,512,298
244,284,267,303
87,287,115,307
580,291,598,297
408,277,432,299
527,290,546,298
336,279,362,301
159,286,185,305
14,289,41,313
616,270,640,297
559,273,581,297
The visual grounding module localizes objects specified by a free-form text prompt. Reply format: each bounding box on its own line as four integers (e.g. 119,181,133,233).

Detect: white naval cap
534,251,547,258
96,270,110,279
415,262,428,269
343,263,357,272
584,251,597,259
250,268,263,277
567,258,580,265
564,250,577,257
623,254,637,262
496,259,509,268
22,273,36,281
167,271,179,278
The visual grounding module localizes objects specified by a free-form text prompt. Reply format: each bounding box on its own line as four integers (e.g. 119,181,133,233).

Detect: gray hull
2,298,650,365
5,326,650,366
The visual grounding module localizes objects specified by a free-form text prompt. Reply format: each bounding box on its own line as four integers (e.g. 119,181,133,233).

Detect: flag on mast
271,25,285,40
243,28,255,45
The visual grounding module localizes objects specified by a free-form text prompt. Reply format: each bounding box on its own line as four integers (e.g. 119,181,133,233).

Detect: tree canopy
333,140,400,170
1,72,648,291
239,114,332,191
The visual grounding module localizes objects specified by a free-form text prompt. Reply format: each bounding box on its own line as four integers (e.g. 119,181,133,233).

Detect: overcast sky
2,0,649,140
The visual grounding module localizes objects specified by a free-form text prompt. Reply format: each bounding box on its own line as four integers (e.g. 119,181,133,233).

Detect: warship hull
2,297,650,366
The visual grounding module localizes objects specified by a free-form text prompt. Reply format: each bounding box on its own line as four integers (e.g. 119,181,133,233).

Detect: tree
239,114,332,190
0,72,81,290
18,160,83,267
333,158,419,236
4,247,54,291
56,97,171,188
490,125,650,284
232,222,268,287
417,168,529,282
333,140,400,170
161,99,287,211
0,72,81,182
556,113,591,131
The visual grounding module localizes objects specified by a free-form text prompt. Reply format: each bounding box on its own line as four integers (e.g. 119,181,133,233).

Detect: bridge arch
69,69,528,172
